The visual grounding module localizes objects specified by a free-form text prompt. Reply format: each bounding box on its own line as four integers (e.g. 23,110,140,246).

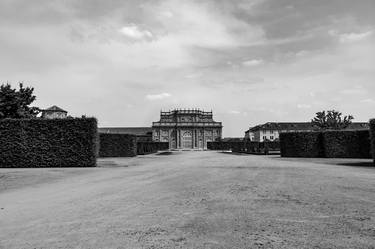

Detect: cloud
145,92,171,100
360,99,375,104
242,59,263,67
338,31,373,43
229,110,241,114
297,104,311,109
330,30,373,43
1,0,375,136
119,24,153,40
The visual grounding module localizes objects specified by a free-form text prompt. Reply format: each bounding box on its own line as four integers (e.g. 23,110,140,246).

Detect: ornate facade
152,109,222,149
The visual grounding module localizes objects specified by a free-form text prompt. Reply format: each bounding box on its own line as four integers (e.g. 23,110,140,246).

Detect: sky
1,0,375,137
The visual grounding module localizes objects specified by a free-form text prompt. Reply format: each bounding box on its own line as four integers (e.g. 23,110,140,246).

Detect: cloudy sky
1,0,375,136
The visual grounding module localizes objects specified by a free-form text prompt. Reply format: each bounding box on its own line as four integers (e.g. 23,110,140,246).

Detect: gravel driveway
0,151,374,249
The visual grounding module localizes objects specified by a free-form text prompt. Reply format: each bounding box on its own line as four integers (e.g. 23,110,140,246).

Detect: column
203,128,205,149
177,129,180,148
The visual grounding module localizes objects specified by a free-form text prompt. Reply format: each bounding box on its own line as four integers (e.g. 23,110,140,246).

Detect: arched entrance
181,130,193,149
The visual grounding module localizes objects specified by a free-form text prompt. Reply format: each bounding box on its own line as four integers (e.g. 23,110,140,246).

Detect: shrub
0,118,98,167
207,142,231,150
137,142,169,155
246,141,280,154
370,119,375,165
323,130,371,158
280,131,324,157
99,133,137,157
231,141,246,153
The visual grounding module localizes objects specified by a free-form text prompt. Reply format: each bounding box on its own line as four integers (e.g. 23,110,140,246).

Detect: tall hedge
280,132,324,157
370,119,375,165
99,133,137,157
323,130,371,158
0,118,98,167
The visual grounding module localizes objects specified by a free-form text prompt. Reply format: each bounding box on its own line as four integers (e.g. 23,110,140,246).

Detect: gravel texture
0,151,374,249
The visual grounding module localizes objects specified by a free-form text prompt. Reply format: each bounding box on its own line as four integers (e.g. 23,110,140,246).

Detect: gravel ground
0,151,375,249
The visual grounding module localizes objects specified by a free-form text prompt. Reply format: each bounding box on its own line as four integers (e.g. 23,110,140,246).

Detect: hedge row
323,130,371,158
280,132,324,158
207,141,232,150
137,142,169,155
246,141,280,153
370,120,375,165
280,130,372,158
0,118,98,167
207,141,280,154
99,133,137,157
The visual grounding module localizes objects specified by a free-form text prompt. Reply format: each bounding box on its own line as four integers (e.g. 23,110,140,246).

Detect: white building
245,122,369,142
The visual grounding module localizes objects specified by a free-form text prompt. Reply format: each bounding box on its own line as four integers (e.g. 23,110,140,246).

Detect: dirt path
0,151,375,249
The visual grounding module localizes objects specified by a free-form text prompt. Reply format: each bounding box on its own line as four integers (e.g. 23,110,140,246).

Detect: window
263,136,267,140
270,136,274,140
270,130,274,134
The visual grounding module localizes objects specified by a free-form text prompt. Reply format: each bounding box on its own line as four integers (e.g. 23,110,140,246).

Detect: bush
323,130,371,158
0,118,98,167
245,141,280,154
370,119,375,165
280,132,324,157
207,142,232,150
99,133,137,157
231,141,246,153
137,142,169,155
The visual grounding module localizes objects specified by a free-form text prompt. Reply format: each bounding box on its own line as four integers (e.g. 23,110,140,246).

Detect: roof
98,127,152,136
44,105,67,113
248,122,369,132
249,122,314,132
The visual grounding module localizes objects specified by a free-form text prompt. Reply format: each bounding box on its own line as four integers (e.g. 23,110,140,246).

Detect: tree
0,83,40,119
311,110,353,130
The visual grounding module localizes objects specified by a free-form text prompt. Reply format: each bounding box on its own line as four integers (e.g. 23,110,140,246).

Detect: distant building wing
98,127,152,136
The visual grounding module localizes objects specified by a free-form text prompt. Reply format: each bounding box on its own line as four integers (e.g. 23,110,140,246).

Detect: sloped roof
249,122,314,132
98,127,152,136
248,122,369,132
44,105,67,113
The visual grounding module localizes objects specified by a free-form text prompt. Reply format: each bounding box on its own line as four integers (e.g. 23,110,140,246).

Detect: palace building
152,109,222,149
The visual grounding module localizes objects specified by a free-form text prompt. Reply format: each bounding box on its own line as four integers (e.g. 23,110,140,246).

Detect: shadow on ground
335,162,374,167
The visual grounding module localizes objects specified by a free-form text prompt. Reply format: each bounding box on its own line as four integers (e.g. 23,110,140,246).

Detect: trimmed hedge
0,118,98,167
246,141,280,154
370,119,375,165
99,133,137,157
323,130,371,158
207,141,232,150
137,142,169,155
231,142,246,153
280,132,324,158
207,141,246,152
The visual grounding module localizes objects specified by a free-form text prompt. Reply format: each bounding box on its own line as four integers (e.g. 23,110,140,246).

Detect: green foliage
99,134,137,157
137,142,169,155
207,141,232,150
280,132,324,157
311,110,353,130
280,129,371,158
370,119,375,165
0,118,98,167
323,130,371,158
0,83,40,119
